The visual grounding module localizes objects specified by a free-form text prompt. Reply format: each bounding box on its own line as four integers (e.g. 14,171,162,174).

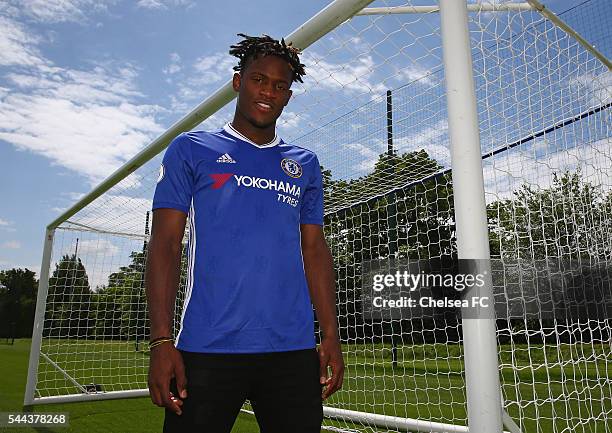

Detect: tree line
2,149,609,342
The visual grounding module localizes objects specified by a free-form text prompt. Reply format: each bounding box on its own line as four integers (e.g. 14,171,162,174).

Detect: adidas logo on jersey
216,153,236,164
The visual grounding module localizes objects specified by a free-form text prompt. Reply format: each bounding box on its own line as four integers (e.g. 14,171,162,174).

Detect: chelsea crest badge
280,158,303,178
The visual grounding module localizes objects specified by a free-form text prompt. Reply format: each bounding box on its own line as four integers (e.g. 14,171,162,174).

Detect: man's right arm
146,208,188,415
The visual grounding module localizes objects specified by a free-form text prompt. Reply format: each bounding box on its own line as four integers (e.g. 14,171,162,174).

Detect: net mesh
31,1,611,432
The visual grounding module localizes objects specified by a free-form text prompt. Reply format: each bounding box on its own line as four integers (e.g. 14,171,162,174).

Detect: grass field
2,339,611,432
0,340,259,433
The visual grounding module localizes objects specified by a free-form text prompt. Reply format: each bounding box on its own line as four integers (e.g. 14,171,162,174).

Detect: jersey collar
223,123,280,148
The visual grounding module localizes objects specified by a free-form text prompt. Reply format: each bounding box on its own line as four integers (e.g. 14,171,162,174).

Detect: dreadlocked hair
229,33,306,84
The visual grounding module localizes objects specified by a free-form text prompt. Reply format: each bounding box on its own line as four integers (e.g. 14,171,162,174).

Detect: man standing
146,34,344,433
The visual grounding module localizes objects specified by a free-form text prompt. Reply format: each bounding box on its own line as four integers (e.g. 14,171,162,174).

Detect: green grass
2,340,611,432
328,343,612,432
0,340,259,432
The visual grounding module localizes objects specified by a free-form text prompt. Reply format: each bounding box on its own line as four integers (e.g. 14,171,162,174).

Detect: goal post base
323,406,521,433
26,389,149,406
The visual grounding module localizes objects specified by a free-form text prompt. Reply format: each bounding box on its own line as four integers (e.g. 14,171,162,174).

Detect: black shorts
163,348,323,433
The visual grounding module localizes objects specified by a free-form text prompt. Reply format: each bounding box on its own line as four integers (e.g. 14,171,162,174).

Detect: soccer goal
25,1,611,432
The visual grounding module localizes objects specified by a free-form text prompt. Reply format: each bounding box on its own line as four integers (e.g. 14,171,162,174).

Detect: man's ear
284,89,293,106
232,72,241,92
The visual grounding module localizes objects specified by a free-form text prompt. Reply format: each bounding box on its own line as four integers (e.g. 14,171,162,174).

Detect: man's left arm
301,223,345,400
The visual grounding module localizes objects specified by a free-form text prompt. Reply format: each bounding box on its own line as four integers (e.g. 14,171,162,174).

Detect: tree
93,251,149,341
46,254,93,338
487,170,612,342
322,150,456,342
92,244,189,343
487,170,610,261
325,150,454,263
0,268,38,339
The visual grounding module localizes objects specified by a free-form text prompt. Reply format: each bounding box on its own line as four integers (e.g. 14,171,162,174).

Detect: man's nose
259,82,275,98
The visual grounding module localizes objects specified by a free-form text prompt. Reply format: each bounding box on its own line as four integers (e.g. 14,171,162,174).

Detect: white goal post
25,1,611,433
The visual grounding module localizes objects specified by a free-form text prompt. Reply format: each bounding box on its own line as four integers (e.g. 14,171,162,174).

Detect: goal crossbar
356,3,534,15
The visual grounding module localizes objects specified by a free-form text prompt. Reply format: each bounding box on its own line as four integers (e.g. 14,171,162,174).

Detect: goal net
26,1,611,432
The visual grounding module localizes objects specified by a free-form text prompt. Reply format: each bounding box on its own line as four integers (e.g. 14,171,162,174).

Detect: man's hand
145,209,187,413
148,343,187,415
301,224,344,400
318,336,344,400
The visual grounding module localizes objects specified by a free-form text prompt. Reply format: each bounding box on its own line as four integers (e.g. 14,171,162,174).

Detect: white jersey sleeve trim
175,199,196,345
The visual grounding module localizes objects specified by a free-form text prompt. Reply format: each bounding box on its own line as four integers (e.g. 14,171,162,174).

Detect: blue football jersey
152,123,324,353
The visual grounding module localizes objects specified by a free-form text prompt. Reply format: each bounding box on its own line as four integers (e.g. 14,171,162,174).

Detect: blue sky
0,0,606,280
0,0,337,276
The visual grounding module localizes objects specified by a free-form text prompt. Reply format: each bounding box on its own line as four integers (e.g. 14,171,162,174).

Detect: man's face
233,54,293,129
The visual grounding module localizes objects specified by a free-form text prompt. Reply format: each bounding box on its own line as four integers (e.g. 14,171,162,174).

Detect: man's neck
231,116,276,146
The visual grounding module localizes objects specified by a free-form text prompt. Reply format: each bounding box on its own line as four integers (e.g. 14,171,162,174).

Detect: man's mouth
255,101,273,111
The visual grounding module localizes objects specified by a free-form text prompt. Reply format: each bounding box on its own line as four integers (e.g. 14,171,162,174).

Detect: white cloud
70,194,153,235
341,142,381,173
0,262,41,277
137,0,194,10
165,65,181,75
302,53,387,95
483,137,612,202
0,16,46,67
77,238,119,257
163,63,181,75
136,0,165,9
28,264,41,278
0,16,165,185
198,109,232,131
300,30,436,94
6,64,144,104
62,195,156,289
192,53,235,83
0,93,164,184
332,119,450,177
396,63,437,87
62,191,86,201
567,70,611,107
170,53,235,108
163,52,182,75
75,238,123,289
4,0,115,24
0,218,16,233
18,1,87,23
395,119,451,166
2,241,21,249
277,110,302,131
